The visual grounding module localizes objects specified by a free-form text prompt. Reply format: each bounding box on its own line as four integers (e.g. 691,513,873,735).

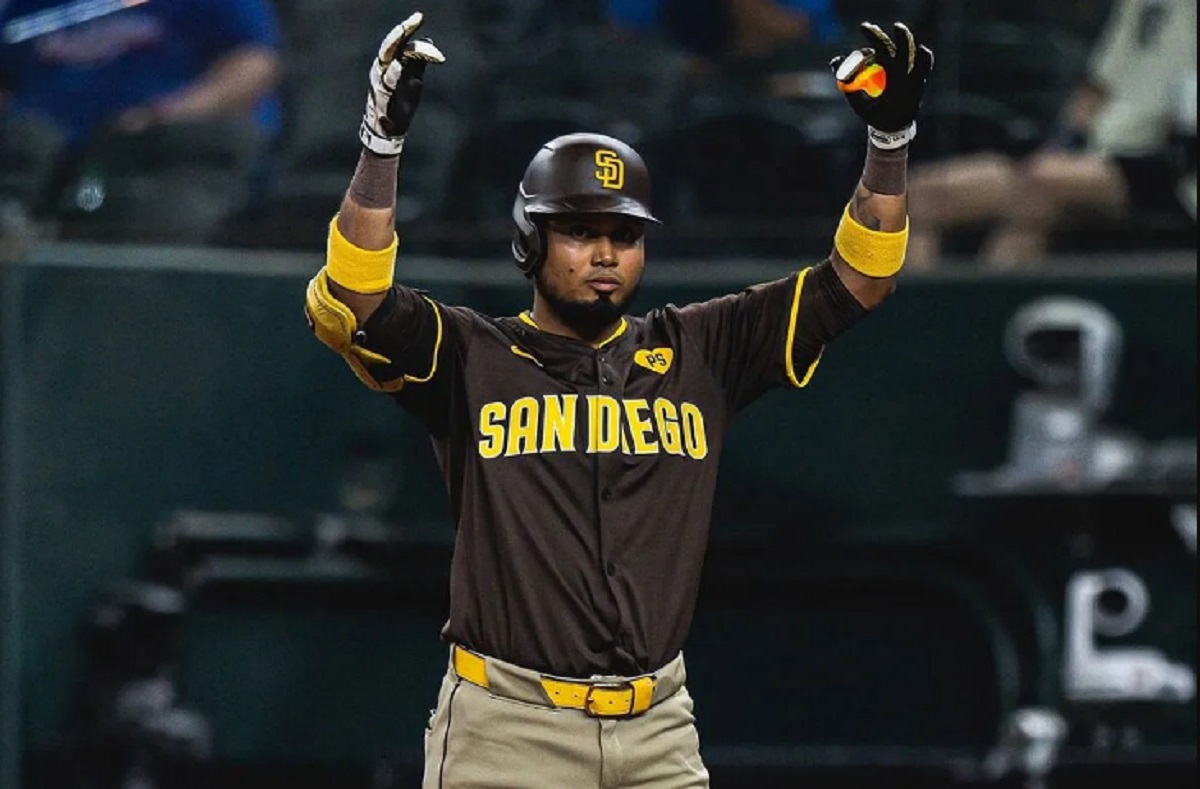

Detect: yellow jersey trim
402,296,443,384
595,319,628,349
326,216,398,293
509,345,543,367
833,203,908,278
519,311,628,349
784,268,823,389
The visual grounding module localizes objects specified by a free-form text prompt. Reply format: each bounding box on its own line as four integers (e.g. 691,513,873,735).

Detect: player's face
537,214,646,327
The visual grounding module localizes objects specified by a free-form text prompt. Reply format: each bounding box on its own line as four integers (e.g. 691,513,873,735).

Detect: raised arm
323,12,444,321
828,22,934,308
327,154,405,324
303,11,445,391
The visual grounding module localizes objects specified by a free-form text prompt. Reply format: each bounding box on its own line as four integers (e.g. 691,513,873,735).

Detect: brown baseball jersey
355,261,865,678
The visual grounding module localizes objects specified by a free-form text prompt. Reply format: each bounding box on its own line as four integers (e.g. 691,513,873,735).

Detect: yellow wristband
326,215,398,292
833,203,908,278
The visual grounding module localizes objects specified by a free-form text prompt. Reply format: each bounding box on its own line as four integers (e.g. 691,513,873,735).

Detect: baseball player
304,10,933,788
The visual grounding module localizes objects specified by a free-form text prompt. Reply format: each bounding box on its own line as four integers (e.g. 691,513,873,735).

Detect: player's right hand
360,11,446,156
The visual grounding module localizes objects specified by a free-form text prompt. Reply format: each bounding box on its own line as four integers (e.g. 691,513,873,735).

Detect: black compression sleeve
792,259,869,358
348,150,399,210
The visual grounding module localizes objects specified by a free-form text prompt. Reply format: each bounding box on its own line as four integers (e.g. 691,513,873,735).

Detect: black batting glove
830,22,934,149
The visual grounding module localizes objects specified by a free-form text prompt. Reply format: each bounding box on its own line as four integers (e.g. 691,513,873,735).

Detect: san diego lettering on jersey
477,395,709,461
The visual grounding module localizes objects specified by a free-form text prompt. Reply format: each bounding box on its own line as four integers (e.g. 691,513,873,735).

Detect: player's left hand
360,11,446,156
831,21,933,150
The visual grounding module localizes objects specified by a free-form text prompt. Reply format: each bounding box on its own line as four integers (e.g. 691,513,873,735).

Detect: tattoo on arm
851,185,883,230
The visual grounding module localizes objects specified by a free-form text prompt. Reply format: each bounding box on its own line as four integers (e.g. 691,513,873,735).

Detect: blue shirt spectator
0,0,282,148
607,0,842,61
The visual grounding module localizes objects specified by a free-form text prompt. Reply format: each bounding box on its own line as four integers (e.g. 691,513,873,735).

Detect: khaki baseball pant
422,646,709,788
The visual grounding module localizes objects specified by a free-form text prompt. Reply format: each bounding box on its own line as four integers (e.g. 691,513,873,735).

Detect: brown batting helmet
511,133,660,276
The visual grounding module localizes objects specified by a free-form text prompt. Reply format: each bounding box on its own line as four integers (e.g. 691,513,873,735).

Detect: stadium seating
648,96,860,256
51,119,267,245
4,0,1181,259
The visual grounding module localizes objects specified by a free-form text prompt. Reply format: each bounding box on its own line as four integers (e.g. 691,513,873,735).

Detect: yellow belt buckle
585,682,633,717
584,677,656,717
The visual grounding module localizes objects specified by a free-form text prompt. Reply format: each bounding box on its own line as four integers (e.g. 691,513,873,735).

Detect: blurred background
0,0,1195,788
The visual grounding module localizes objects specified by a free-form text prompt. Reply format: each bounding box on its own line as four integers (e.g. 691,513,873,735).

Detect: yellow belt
453,645,657,718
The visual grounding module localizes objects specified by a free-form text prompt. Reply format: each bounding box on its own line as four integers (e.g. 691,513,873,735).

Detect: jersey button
601,374,613,385
601,488,612,502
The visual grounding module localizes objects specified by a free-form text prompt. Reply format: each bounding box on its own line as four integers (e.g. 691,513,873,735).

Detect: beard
534,273,641,338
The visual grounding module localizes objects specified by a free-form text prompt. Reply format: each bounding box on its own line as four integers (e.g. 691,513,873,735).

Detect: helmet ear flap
511,189,544,277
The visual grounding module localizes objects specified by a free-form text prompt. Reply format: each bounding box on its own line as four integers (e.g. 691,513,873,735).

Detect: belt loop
453,645,489,689
631,676,655,714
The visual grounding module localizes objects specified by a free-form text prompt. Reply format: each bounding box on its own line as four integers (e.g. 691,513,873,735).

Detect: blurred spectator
906,0,1197,269
909,0,1116,43
606,0,842,74
0,0,282,226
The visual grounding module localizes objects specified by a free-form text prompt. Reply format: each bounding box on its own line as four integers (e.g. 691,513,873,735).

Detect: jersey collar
519,311,628,349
